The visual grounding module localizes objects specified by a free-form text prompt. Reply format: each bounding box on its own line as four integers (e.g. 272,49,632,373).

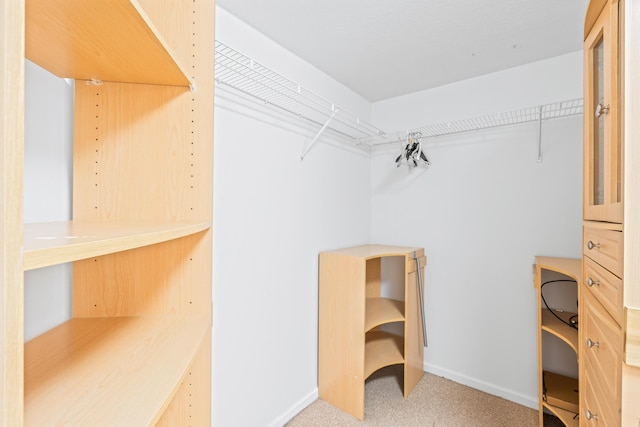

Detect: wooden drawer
580,290,623,426
583,257,623,326
583,227,623,277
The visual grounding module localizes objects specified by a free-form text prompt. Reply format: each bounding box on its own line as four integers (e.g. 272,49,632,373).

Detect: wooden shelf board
25,0,191,86
543,370,579,414
364,331,404,379
543,402,579,427
324,244,422,259
24,220,211,271
365,297,404,332
541,309,579,354
24,315,210,426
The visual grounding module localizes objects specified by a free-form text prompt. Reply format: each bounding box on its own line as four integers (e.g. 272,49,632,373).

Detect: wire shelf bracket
375,98,583,162
214,40,386,158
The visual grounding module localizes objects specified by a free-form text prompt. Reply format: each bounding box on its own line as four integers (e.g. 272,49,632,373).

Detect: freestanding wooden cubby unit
533,256,581,427
318,245,426,420
1,1,214,425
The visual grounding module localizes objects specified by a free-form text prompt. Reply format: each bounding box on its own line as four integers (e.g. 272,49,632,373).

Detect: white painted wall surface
23,60,73,341
370,52,583,408
213,7,372,426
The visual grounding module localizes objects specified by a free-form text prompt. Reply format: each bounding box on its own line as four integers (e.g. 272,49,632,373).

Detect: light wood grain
542,371,579,414
581,289,623,426
0,0,25,424
404,258,425,397
541,309,579,354
542,403,579,427
626,307,640,366
534,257,581,284
364,331,404,379
585,0,609,38
24,220,210,271
533,257,580,427
319,245,425,420
325,244,423,260
25,0,190,86
583,256,624,325
583,226,624,277
319,252,366,420
365,297,404,332
24,315,210,426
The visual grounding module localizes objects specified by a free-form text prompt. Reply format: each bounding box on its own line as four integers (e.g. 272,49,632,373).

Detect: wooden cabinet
1,1,214,425
582,0,640,426
318,245,426,420
534,257,581,427
583,0,622,223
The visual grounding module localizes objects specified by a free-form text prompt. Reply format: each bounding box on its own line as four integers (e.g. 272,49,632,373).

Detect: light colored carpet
286,365,564,426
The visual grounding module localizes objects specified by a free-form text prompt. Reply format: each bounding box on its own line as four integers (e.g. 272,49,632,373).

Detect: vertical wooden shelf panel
1,0,25,424
0,0,215,425
319,245,426,420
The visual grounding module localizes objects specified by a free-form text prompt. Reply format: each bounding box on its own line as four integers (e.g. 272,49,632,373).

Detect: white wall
370,51,583,408
23,60,74,341
213,7,372,426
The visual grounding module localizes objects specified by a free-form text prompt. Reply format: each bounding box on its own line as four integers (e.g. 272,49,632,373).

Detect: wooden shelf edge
25,0,191,86
24,220,211,271
24,315,210,426
364,331,404,379
543,402,579,427
535,256,582,283
365,297,404,333
541,309,579,354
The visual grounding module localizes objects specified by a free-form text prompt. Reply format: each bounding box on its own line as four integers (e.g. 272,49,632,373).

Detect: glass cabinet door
584,1,623,223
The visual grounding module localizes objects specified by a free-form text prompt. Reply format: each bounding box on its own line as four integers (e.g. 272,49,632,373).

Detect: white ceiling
216,0,589,102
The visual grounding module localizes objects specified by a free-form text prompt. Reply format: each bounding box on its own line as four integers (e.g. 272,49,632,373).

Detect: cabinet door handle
585,409,599,421
595,102,609,118
587,240,600,250
586,338,600,348
587,277,600,287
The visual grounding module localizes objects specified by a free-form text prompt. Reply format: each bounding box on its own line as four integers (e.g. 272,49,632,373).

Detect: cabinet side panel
404,258,425,397
0,0,25,424
319,253,365,420
156,333,211,426
365,257,380,297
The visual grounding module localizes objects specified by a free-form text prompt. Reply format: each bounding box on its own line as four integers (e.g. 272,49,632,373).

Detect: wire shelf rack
378,98,584,145
214,41,386,146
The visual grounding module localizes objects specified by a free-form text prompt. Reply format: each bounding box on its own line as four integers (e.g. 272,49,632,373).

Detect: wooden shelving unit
1,0,214,425
319,245,426,420
533,256,580,427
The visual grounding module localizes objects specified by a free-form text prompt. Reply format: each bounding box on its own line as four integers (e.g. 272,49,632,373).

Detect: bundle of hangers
395,131,430,169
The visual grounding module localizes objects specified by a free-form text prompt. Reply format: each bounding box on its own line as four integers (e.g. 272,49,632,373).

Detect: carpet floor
286,365,565,426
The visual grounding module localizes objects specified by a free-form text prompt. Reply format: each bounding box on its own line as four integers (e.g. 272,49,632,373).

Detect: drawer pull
585,409,599,421
587,240,600,250
586,338,600,349
587,277,600,287
595,102,609,118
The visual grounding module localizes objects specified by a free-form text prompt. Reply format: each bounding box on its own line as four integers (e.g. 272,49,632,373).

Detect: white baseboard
269,366,537,426
423,361,538,411
267,388,318,427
